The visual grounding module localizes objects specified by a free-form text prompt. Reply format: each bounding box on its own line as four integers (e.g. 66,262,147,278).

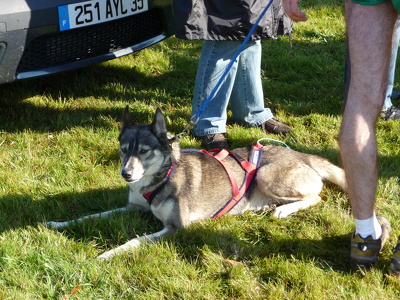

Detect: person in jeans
173,0,293,149
282,0,400,274
380,18,400,120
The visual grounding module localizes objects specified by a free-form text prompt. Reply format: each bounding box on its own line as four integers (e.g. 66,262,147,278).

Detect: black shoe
389,237,400,276
201,133,229,149
259,118,292,135
380,106,400,120
391,90,400,100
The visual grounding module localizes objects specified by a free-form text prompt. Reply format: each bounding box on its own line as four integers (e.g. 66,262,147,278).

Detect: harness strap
202,149,240,196
202,143,264,219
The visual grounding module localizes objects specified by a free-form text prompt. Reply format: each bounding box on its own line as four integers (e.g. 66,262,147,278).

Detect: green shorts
351,0,400,13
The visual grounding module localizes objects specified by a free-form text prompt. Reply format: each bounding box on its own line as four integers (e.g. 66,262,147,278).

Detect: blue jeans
191,40,273,137
383,18,400,110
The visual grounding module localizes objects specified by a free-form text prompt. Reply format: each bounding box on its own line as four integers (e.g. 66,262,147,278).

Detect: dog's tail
312,158,347,191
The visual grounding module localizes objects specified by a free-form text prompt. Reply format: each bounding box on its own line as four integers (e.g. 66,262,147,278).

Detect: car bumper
0,0,174,84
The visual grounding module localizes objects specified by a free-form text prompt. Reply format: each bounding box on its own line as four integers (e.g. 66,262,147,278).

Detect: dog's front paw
97,250,115,261
272,207,292,219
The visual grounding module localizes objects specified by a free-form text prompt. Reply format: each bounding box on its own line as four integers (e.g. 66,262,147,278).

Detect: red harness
143,143,264,219
203,143,263,219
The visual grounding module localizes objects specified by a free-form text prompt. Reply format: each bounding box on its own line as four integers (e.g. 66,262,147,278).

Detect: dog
46,106,347,260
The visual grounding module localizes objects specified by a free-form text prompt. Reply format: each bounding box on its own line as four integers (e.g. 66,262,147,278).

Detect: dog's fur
46,107,347,260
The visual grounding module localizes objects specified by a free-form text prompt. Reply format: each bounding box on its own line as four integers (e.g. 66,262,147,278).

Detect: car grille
17,9,164,73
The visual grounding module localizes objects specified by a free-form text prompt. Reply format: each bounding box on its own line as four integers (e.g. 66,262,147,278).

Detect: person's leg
384,18,400,107
229,40,292,134
346,17,400,120
342,0,396,223
341,0,397,269
229,40,273,126
383,18,400,110
191,40,239,137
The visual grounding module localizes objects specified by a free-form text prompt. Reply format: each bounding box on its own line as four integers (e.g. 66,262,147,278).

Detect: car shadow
0,61,195,134
0,35,349,134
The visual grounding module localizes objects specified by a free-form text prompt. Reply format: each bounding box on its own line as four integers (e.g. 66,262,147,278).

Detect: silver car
0,0,174,84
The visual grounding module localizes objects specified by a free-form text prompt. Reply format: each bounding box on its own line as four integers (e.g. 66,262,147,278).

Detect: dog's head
118,106,179,183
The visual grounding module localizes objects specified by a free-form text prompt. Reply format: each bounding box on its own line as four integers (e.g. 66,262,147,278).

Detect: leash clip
176,116,199,141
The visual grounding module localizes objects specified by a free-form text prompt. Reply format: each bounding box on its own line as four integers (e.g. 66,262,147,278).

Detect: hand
282,0,308,22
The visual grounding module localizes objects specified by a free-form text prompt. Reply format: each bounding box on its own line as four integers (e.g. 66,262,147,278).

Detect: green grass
1,0,400,298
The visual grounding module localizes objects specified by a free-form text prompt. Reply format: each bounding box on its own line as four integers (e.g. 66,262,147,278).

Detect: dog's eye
120,147,128,153
139,149,149,155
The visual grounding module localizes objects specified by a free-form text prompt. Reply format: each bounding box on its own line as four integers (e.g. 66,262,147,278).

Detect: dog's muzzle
120,167,144,183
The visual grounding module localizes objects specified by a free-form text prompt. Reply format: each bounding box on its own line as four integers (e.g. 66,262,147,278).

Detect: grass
1,0,400,298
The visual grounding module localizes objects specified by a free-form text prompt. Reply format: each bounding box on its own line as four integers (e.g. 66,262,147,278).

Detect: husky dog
46,106,347,260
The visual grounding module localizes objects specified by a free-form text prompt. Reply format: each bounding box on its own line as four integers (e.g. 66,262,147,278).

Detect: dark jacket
173,0,293,41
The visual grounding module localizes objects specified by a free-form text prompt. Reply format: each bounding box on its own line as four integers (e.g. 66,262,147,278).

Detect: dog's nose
121,169,133,180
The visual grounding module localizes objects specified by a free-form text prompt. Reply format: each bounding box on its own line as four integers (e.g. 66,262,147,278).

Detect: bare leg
340,0,397,220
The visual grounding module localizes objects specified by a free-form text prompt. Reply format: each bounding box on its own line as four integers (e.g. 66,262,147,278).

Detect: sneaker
380,106,400,120
260,118,292,135
350,216,391,271
388,237,400,276
201,133,229,150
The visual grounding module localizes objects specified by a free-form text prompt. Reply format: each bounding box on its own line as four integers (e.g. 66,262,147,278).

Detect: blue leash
177,0,275,140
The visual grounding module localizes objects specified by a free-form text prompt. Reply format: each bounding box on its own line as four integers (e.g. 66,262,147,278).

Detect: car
0,0,174,84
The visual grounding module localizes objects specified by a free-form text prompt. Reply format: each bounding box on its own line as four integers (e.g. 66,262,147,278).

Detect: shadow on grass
0,62,195,134
0,186,128,234
0,33,348,134
58,209,355,273
172,224,353,273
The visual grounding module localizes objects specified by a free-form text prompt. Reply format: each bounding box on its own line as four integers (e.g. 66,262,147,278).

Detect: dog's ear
151,108,168,139
122,105,134,128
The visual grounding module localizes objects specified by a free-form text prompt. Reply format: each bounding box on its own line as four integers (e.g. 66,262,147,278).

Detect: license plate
58,0,149,31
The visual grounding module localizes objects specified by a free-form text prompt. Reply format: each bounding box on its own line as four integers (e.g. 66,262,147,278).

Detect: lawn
1,0,400,298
